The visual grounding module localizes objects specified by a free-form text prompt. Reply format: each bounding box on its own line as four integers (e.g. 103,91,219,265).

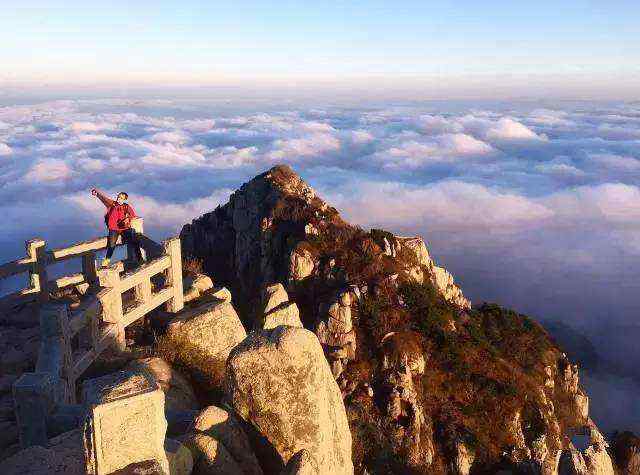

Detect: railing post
135,277,152,305
26,239,48,302
82,251,98,286
13,373,54,448
97,267,125,352
163,238,184,313
37,302,75,404
128,218,146,263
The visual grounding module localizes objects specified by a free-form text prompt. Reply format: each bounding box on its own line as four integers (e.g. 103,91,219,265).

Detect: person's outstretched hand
91,188,97,196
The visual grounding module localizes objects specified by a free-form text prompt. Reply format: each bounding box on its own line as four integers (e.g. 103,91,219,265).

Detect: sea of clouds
1,97,639,431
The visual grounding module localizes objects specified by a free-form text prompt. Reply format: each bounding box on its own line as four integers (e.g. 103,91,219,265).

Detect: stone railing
0,218,146,306
7,224,186,450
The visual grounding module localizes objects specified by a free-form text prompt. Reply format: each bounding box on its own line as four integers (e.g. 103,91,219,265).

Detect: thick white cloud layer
0,98,637,323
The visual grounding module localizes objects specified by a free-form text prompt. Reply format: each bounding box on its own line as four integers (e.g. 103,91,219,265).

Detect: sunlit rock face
225,326,353,474
181,165,606,474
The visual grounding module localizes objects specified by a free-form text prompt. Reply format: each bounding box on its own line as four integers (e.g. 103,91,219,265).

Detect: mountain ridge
180,164,615,474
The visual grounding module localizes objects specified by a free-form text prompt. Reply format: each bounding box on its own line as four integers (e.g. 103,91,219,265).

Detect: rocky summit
179,165,613,474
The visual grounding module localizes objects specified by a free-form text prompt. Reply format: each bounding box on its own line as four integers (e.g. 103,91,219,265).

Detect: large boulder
225,326,353,474
161,299,246,392
183,274,215,304
185,405,262,475
289,248,314,282
182,434,242,475
126,357,200,412
262,283,289,314
261,283,303,330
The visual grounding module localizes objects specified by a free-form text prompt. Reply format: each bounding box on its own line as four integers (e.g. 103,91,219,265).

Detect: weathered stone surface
192,274,214,293
316,291,353,341
126,357,200,412
559,424,615,475
188,405,262,475
289,249,314,282
262,283,289,315
225,326,353,474
260,283,303,330
183,274,217,303
280,449,318,475
451,441,475,475
582,424,615,475
315,290,356,381
182,432,244,475
395,236,471,308
211,287,232,303
574,391,589,423
13,372,55,448
109,460,164,475
83,370,169,475
81,370,153,405
430,265,471,309
164,299,246,390
381,331,425,376
263,302,303,330
398,237,432,268
1,429,84,475
75,283,90,296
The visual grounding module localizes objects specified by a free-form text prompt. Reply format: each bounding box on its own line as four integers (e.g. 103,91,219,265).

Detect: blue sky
3,1,639,98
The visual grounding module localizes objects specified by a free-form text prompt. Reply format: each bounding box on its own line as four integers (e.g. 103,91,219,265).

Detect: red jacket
105,202,137,231
95,190,137,231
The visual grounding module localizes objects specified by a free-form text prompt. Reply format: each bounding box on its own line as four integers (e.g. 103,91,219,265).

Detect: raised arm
91,188,115,208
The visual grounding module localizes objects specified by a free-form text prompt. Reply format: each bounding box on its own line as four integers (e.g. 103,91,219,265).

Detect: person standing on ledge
91,189,143,268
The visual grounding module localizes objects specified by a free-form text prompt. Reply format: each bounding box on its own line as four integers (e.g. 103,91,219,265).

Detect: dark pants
106,228,143,261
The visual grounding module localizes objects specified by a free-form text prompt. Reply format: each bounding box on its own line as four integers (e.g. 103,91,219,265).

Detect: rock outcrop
260,283,303,330
183,405,263,475
395,236,470,309
183,274,215,304
225,326,353,474
159,298,246,393
181,166,470,313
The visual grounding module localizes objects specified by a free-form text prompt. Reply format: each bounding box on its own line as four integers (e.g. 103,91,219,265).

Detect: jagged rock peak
181,165,470,316
226,164,321,213
257,164,318,200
